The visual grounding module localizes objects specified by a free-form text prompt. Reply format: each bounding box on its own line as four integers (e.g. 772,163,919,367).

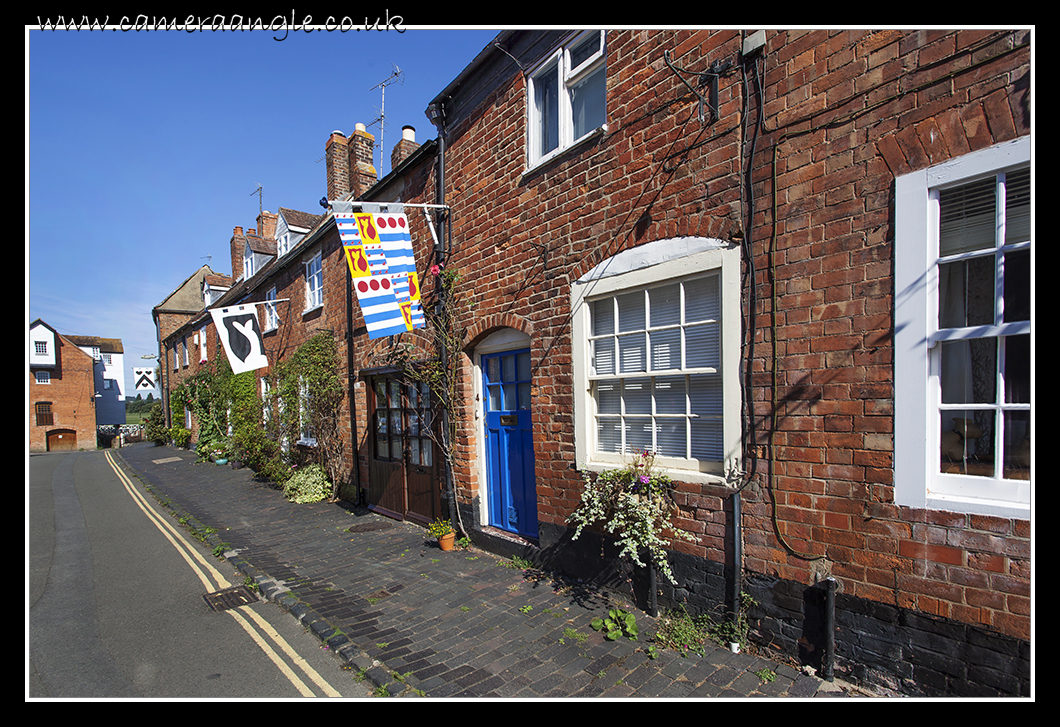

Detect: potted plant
428,518,456,551
210,440,230,465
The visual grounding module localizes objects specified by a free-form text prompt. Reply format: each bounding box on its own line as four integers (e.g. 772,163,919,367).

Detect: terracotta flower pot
438,532,456,551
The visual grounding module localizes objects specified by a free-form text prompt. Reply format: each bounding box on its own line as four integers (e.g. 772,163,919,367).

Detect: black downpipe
822,577,836,681
732,491,742,619
430,102,457,534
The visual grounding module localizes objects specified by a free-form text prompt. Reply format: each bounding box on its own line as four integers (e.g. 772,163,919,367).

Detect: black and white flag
210,304,269,374
134,367,156,390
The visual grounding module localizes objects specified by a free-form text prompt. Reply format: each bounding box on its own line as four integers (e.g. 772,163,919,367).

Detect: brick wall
422,29,1030,696
29,337,97,452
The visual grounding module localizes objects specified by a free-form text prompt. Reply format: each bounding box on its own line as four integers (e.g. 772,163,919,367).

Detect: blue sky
27,23,500,397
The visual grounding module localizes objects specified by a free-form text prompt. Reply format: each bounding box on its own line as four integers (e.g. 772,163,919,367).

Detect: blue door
482,349,538,539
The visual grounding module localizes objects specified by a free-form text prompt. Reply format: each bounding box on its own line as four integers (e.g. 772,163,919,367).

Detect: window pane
503,354,516,382
534,63,559,157
940,177,996,256
597,416,621,452
653,376,686,415
656,420,687,458
1003,248,1030,323
487,356,500,384
650,328,681,370
940,410,993,475
691,421,723,461
623,378,651,415
1004,168,1030,245
592,337,615,376
940,338,997,404
617,291,645,332
517,352,532,381
1004,334,1030,404
649,284,680,327
685,323,719,369
571,65,605,139
1003,410,1030,480
595,380,620,414
684,276,719,322
592,299,614,336
618,333,646,373
569,32,600,69
626,420,652,454
689,374,723,418
938,255,995,329
518,383,531,410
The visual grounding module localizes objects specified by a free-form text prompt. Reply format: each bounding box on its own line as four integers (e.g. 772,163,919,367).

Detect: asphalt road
27,449,372,699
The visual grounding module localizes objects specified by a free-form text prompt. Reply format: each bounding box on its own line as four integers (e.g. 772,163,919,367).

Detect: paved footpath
115,443,849,699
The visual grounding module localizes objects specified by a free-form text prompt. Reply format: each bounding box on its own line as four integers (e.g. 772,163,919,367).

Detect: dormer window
243,242,254,279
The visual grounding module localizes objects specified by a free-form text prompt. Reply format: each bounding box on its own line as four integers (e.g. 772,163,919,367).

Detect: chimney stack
349,123,377,198
231,226,245,280
325,131,350,202
391,125,419,171
257,210,278,240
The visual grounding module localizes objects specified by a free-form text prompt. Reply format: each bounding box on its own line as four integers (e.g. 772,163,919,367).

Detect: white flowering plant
568,450,696,585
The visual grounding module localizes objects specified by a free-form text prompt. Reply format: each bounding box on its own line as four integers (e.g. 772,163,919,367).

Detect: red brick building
29,319,98,451
158,30,1032,696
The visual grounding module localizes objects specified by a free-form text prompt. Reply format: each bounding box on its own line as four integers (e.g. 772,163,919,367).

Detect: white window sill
302,304,323,316
579,456,731,487
523,125,607,178
296,438,318,448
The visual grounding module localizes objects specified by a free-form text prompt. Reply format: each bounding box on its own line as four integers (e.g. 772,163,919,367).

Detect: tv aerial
368,64,404,178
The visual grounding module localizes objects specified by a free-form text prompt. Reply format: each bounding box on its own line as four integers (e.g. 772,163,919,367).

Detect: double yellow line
104,450,341,698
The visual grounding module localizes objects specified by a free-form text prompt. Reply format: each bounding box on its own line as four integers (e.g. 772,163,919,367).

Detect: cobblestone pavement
115,443,846,699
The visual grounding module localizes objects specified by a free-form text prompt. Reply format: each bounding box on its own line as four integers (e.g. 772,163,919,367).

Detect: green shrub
144,403,168,445
169,426,192,449
281,464,331,504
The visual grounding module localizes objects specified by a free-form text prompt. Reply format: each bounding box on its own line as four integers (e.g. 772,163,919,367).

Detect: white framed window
304,252,323,312
277,230,291,258
199,325,208,363
35,341,47,355
243,242,254,280
265,287,279,331
895,136,1031,518
572,238,742,482
297,377,317,446
182,336,189,366
35,371,50,385
526,30,606,169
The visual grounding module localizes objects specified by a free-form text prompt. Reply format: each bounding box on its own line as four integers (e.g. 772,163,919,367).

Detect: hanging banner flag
209,304,269,374
134,367,156,391
336,206,424,339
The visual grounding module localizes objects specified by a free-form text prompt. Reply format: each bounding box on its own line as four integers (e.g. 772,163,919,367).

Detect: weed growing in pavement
560,627,588,646
754,667,776,683
212,542,231,559
519,605,533,614
591,608,639,641
654,594,759,656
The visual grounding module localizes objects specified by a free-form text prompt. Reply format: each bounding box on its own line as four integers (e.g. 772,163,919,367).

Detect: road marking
104,451,341,697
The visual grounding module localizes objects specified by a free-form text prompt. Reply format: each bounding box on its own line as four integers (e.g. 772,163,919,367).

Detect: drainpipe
732,490,743,619
822,577,836,682
427,99,457,533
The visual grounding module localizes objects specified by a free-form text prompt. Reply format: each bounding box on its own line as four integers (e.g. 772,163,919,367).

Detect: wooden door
367,375,441,524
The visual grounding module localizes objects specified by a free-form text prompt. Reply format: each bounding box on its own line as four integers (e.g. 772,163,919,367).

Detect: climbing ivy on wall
166,331,347,499
268,332,348,499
